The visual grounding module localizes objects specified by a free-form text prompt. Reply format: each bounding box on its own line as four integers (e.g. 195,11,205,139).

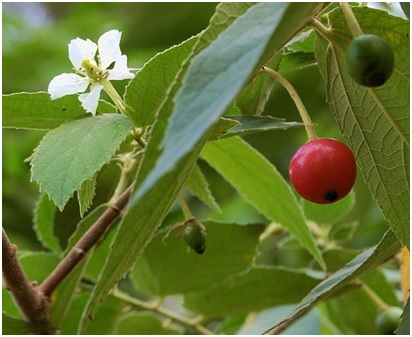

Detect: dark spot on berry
324,190,339,202
62,108,66,111
195,245,206,254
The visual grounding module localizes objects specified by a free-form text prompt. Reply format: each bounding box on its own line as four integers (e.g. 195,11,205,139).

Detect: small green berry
345,34,395,87
375,306,403,335
183,219,207,254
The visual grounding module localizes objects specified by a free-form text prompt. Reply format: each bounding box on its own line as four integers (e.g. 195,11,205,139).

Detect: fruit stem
339,2,363,38
359,281,390,312
260,67,318,141
178,194,194,220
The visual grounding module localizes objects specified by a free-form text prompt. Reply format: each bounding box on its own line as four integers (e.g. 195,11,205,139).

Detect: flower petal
48,73,90,99
69,38,98,70
78,82,103,115
98,30,122,70
107,55,135,81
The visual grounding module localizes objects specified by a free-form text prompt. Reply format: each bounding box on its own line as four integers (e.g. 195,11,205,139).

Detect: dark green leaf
115,312,183,335
315,7,410,247
2,92,116,130
266,230,401,333
33,193,61,254
2,314,54,335
396,297,410,335
131,222,264,295
183,266,322,316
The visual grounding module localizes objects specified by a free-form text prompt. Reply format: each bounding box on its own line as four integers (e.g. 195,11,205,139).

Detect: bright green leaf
30,114,133,210
2,92,116,130
201,136,325,268
33,193,61,254
115,312,183,335
77,173,97,218
124,36,197,126
302,191,355,225
183,266,322,317
131,222,264,296
185,164,220,212
266,230,401,333
314,7,410,247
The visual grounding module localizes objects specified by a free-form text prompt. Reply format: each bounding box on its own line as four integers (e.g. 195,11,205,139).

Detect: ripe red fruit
289,138,356,204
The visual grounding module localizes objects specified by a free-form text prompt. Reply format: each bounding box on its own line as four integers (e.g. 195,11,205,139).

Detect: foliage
2,2,409,335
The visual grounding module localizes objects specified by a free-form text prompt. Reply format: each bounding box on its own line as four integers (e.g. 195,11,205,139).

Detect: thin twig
38,184,134,297
2,228,50,324
111,289,214,335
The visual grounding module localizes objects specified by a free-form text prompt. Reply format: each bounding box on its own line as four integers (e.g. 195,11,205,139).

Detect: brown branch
38,184,133,297
2,228,50,324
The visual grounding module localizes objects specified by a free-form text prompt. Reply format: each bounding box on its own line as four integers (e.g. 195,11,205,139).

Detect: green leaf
314,7,410,247
185,164,220,212
201,136,325,268
49,206,106,327
2,314,54,335
236,54,282,116
208,117,241,141
2,92,116,130
30,114,133,210
18,252,60,282
183,266,322,317
131,222,264,296
302,191,355,225
211,115,302,140
77,173,97,218
133,2,327,212
266,230,401,333
33,193,61,254
396,297,410,335
115,312,183,335
124,36,198,127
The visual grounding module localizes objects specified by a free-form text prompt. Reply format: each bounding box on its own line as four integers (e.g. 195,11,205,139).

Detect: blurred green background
2,2,389,254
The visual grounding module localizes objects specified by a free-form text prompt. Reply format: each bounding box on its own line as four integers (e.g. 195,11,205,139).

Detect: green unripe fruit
183,219,207,254
375,306,402,335
345,34,394,87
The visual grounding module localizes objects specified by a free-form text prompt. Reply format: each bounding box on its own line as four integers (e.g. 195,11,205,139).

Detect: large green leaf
131,2,326,210
30,114,133,210
265,230,401,333
2,314,54,335
314,7,410,247
183,266,322,317
79,4,260,330
131,222,264,296
201,136,324,268
2,92,116,130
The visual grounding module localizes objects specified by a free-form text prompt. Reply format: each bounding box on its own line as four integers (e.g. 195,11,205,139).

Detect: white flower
48,30,134,115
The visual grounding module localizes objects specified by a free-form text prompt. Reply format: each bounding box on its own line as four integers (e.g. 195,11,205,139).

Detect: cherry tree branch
2,228,49,324
38,184,133,297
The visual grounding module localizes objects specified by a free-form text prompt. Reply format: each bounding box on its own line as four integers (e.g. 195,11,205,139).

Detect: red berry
289,138,356,204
